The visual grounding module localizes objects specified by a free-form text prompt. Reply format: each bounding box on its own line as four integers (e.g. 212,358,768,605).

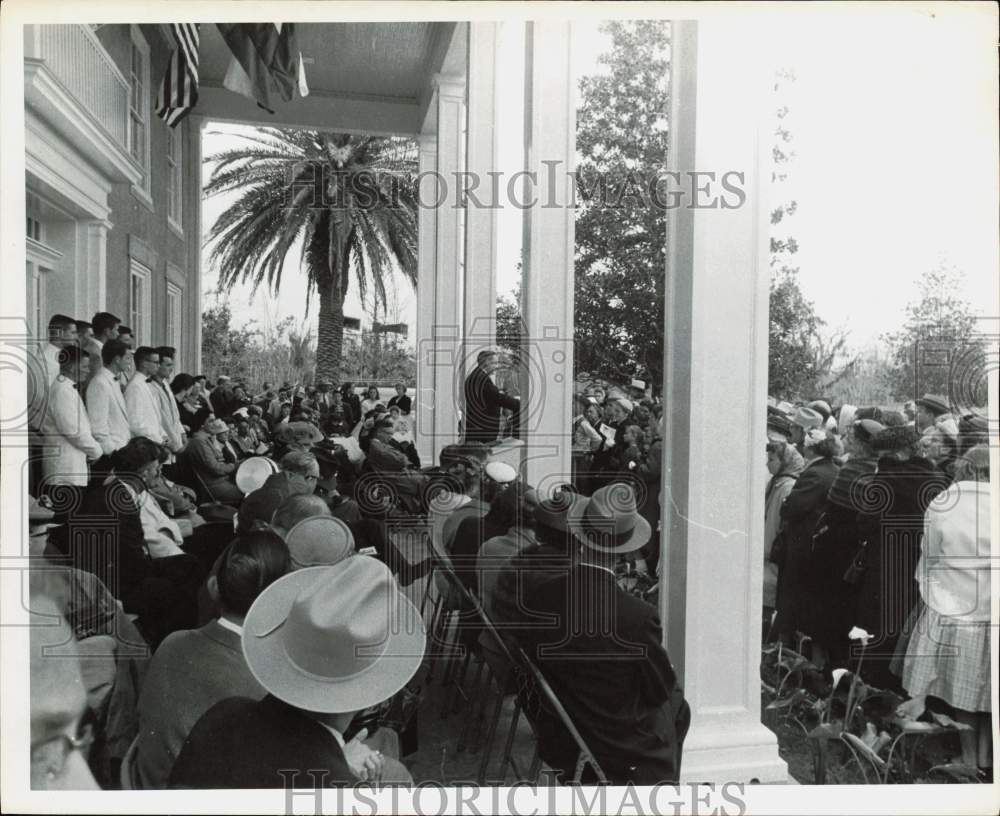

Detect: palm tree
204,128,418,383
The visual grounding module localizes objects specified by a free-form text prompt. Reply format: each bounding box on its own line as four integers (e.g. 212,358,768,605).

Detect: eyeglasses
31,721,94,781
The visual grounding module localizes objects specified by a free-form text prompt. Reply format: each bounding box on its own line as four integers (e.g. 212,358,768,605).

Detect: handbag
842,540,869,586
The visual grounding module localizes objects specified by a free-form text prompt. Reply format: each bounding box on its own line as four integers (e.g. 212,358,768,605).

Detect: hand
342,728,384,783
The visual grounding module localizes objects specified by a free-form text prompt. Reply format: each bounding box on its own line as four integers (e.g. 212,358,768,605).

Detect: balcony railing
24,24,129,149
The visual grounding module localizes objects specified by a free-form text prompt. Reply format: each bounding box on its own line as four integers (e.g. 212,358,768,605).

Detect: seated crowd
762,395,992,774
28,314,690,790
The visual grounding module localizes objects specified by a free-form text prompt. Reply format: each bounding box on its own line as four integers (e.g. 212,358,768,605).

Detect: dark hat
852,419,885,444
959,413,989,434
767,413,793,437
915,394,950,416
871,425,920,452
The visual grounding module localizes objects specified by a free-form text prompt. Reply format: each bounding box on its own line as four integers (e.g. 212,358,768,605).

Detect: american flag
156,24,200,127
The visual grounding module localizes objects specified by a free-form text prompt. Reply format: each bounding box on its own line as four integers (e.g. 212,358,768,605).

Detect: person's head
365,384,379,401
587,385,606,405
233,384,247,401
388,405,401,420
918,428,958,466
233,417,251,437
248,404,263,418
902,400,917,422
270,493,332,538
373,418,395,444
440,443,489,496
210,531,291,622
116,325,134,348
485,479,536,532
133,346,159,377
583,402,601,425
240,558,425,728
847,419,884,458
477,349,499,374
47,314,77,348
871,425,921,461
74,320,93,345
191,374,207,394
201,417,228,440
766,440,804,477
604,399,627,424
90,312,121,343
394,383,406,396
914,395,949,432
278,402,292,419
953,445,990,483
155,347,176,381
801,428,839,460
29,591,100,790
170,372,195,398
622,423,643,447
99,338,129,374
110,436,162,485
280,450,320,495
56,344,88,384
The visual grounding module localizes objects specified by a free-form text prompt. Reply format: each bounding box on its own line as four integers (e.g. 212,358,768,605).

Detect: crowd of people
763,395,992,775
27,314,689,790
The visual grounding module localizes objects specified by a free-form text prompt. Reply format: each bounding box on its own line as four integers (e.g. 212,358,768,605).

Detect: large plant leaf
843,732,887,768
765,688,807,711
928,712,974,731
926,763,982,782
807,722,843,740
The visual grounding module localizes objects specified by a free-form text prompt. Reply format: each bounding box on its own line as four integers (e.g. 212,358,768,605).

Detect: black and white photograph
0,1,997,814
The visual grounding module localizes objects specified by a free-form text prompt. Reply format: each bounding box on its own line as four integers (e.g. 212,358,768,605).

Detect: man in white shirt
151,346,186,453
39,344,103,492
83,311,121,388
85,338,132,461
126,347,167,444
33,314,77,419
116,325,136,390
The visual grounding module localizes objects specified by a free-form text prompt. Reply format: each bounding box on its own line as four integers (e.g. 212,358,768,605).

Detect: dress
902,480,991,712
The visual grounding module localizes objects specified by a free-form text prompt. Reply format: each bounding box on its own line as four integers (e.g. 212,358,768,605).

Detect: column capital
432,73,465,97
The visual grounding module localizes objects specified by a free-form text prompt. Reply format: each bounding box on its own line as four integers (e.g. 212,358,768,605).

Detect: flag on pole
217,23,308,113
156,24,201,127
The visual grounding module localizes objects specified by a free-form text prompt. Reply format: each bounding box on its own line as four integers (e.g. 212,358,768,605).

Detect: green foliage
341,330,414,384
573,20,669,392
882,265,985,402
203,129,418,383
200,303,316,386
496,283,523,353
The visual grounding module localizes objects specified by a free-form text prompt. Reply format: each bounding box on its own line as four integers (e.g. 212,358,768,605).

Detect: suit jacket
135,620,265,789
168,695,354,789
40,376,103,486
151,378,185,452
86,367,131,456
463,365,519,443
185,433,236,481
514,562,688,784
125,372,166,443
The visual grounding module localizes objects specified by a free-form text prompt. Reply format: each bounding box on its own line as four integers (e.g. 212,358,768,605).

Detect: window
165,281,182,353
128,26,151,199
166,128,183,232
26,217,43,242
26,262,45,342
129,260,152,345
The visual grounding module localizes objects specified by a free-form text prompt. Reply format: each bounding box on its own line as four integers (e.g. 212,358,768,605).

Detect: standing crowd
763,395,992,774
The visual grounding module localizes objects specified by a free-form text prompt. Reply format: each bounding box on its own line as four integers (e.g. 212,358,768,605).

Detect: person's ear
207,574,220,604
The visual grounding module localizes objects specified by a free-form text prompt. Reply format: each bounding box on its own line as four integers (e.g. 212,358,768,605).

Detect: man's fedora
915,394,950,416
242,559,425,714
792,406,823,431
567,484,651,555
285,516,355,569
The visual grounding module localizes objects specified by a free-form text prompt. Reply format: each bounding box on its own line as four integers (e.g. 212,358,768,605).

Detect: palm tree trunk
316,281,345,383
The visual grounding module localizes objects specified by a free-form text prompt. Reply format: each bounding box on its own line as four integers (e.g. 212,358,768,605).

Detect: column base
679,716,791,784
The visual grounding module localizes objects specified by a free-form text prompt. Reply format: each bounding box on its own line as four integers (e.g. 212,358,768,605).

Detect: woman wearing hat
771,429,840,648
803,419,883,664
184,418,244,505
852,425,949,691
900,446,992,775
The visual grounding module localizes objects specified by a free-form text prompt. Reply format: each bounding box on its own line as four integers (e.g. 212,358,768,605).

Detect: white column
84,219,110,313
660,20,788,783
431,75,466,456
415,134,439,466
462,22,499,371
521,21,575,496
189,115,205,373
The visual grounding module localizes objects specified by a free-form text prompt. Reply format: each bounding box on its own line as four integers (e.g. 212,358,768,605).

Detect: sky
202,10,997,353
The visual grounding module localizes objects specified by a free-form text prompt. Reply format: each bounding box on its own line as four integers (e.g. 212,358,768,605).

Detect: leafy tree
883,265,985,403
204,128,418,383
574,20,669,392
496,283,524,353
342,329,414,384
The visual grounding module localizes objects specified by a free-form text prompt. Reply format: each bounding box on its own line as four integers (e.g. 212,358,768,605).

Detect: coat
150,378,185,452
125,372,166,444
772,456,840,641
168,695,355,789
85,367,131,456
762,472,797,608
40,375,103,486
463,365,519,443
514,562,689,784
134,620,265,789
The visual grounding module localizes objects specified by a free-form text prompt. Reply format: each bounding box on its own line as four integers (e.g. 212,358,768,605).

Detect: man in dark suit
168,557,424,788
463,350,519,444
132,531,290,788
510,485,689,784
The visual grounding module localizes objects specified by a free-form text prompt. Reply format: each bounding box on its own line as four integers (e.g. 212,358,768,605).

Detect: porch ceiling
197,22,461,135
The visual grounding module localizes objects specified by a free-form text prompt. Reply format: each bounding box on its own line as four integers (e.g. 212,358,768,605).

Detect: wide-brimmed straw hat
285,516,355,569
567,484,651,555
792,406,823,431
242,559,425,714
915,394,950,416
203,418,228,434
